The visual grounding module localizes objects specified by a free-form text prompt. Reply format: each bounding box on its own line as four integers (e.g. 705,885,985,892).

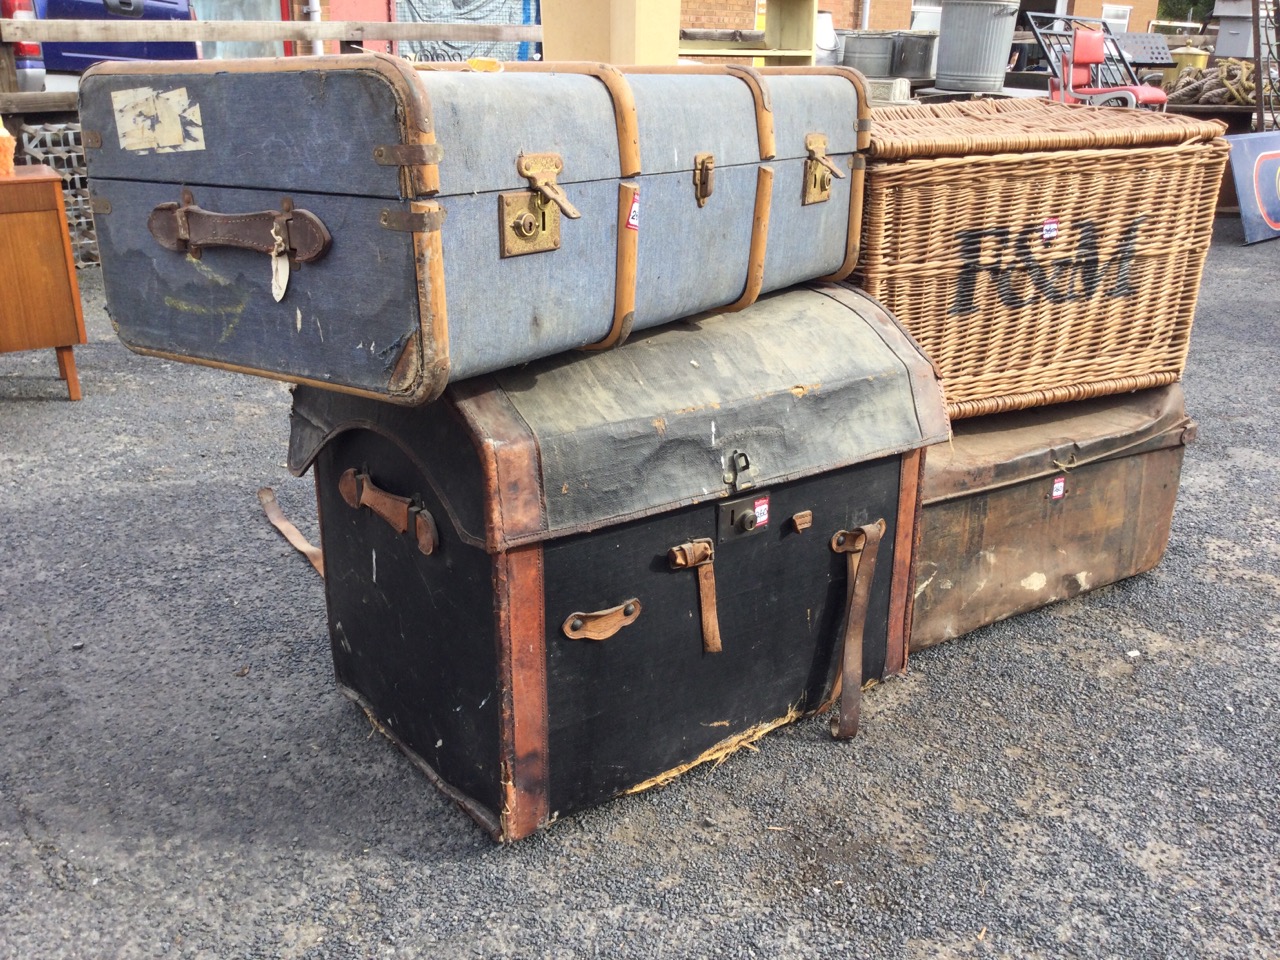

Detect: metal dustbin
842,31,897,77
892,31,938,80
935,0,1018,92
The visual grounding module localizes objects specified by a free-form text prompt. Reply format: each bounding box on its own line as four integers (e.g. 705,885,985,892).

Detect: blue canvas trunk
78,54,870,404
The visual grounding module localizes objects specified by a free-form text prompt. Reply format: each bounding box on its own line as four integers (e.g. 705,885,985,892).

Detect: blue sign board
1227,132,1280,244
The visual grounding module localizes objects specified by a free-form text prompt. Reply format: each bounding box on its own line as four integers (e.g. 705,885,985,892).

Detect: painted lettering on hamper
949,216,1144,316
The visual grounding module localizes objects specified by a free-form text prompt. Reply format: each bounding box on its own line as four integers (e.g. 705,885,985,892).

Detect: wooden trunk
79,54,870,405
911,385,1194,650
287,284,949,840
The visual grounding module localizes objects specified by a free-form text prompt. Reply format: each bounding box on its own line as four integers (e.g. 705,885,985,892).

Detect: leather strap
562,598,642,641
257,486,324,578
339,468,437,557
830,520,885,740
668,538,722,654
148,197,331,263
695,564,722,654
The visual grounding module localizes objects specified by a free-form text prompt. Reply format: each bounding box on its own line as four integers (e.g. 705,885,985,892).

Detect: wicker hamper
856,99,1229,419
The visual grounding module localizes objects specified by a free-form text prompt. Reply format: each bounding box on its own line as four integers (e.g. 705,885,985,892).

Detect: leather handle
339,468,437,557
668,538,722,654
148,193,331,263
829,520,886,741
562,599,642,641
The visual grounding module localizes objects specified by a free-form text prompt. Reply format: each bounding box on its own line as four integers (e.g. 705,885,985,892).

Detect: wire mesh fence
18,122,98,269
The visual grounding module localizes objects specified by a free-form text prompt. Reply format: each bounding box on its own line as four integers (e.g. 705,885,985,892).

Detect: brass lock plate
803,133,845,206
499,191,562,258
803,156,834,206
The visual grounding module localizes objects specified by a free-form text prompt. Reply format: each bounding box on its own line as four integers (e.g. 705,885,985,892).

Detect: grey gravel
1,217,1277,958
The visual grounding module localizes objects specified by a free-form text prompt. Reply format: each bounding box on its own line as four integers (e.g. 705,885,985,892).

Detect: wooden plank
0,18,541,44
0,92,78,114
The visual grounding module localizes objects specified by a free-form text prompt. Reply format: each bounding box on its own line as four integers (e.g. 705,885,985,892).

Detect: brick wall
1068,0,1161,32
682,0,1162,42
681,0,758,30
681,1,860,32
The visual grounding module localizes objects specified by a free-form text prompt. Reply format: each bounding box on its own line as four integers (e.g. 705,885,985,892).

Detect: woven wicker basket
856,99,1230,419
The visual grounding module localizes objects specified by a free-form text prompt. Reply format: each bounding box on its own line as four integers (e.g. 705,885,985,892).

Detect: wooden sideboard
0,165,87,400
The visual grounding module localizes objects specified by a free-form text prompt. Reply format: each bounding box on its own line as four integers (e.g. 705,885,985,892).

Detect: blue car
3,0,198,93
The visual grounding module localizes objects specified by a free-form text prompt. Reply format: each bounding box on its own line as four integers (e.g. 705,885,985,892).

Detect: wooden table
0,165,87,400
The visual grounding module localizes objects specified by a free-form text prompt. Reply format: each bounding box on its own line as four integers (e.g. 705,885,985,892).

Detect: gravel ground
1,217,1277,959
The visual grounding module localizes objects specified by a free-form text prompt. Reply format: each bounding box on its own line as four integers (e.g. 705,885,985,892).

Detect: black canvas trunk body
288,283,949,840
911,384,1195,650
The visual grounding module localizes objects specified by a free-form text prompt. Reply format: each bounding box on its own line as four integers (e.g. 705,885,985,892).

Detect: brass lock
511,211,539,239
499,151,581,258
802,133,846,206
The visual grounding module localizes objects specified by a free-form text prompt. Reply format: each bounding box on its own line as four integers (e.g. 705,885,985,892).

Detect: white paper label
112,86,205,154
753,496,770,529
626,191,640,231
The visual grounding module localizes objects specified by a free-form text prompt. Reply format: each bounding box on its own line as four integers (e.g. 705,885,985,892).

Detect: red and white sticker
1051,476,1066,500
626,191,640,231
753,496,770,529
1042,217,1060,242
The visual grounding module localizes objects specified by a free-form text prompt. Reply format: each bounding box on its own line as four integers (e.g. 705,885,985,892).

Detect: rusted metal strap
380,206,447,234
830,519,885,740
257,486,324,578
373,142,444,166
668,538,722,654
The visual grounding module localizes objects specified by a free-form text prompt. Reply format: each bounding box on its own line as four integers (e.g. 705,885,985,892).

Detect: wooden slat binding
885,448,924,676
493,544,551,842
725,66,776,161
755,64,873,152
417,60,641,178
618,63,776,161
390,199,450,404
718,165,773,314
582,180,639,352
819,155,865,283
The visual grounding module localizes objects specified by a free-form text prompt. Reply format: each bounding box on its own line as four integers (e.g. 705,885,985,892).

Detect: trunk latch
693,153,716,207
723,450,757,493
803,133,846,206
499,152,581,258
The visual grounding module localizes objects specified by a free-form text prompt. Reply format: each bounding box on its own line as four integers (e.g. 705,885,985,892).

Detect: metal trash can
842,31,897,77
891,31,938,80
935,0,1018,91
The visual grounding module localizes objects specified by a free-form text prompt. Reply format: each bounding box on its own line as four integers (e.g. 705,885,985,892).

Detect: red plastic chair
1051,28,1168,110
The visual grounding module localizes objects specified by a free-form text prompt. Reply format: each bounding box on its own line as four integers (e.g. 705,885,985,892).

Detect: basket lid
868,98,1226,160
